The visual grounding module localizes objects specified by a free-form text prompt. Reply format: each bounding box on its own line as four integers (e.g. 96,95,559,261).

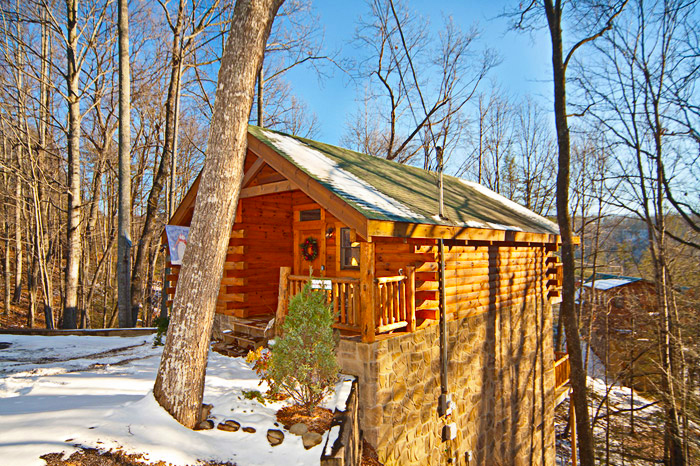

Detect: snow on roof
459,180,559,233
582,277,640,290
250,126,560,235
262,130,427,222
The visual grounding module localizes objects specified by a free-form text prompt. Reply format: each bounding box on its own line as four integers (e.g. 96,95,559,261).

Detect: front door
295,227,324,276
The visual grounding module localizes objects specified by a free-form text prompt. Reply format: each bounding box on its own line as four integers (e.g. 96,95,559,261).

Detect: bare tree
512,1,628,464
154,0,283,428
513,97,556,215
130,0,225,326
116,0,132,327
578,1,699,462
345,0,494,164
254,0,333,136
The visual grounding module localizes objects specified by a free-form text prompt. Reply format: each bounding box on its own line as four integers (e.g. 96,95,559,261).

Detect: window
340,228,360,269
299,208,321,221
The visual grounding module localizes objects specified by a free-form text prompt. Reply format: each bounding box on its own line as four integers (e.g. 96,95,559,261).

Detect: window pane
340,228,360,269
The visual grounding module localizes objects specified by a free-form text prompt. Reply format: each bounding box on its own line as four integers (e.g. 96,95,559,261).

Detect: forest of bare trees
0,0,328,330
0,0,698,463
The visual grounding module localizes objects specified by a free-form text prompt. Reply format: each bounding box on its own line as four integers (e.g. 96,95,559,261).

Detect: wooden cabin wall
374,238,559,321
221,191,294,317
166,191,294,318
291,190,351,278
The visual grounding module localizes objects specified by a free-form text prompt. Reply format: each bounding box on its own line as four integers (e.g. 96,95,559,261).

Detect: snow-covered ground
555,346,699,465
0,334,347,466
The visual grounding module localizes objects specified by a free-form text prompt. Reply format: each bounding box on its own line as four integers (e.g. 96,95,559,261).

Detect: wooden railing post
406,266,415,332
360,242,375,343
275,267,291,337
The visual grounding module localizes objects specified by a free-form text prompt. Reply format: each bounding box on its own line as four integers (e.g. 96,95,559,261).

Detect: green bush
153,316,169,346
269,281,339,411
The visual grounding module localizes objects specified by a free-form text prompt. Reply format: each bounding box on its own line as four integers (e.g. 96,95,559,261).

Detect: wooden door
295,227,325,276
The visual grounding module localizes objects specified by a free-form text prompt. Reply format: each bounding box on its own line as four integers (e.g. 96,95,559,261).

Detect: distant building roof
249,126,560,236
582,273,644,291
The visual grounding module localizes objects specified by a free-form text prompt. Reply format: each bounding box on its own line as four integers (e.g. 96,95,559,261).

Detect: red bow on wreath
300,237,319,261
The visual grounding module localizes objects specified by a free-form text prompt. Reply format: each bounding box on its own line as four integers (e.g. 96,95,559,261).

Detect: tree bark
154,0,284,429
63,0,82,329
3,221,10,315
117,0,133,327
543,1,596,464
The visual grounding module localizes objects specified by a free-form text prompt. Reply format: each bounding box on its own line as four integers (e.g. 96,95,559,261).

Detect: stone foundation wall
337,292,555,465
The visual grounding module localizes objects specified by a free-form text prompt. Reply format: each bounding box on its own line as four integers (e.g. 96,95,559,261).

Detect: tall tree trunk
39,3,55,330
13,9,24,305
13,174,22,303
543,2,596,464
63,0,82,329
650,100,684,465
145,244,158,326
154,0,284,429
130,0,185,325
117,0,133,327
167,60,183,221
3,219,10,315
27,230,38,328
2,134,10,316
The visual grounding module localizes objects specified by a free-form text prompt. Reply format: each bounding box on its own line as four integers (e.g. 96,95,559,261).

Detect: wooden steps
218,315,274,350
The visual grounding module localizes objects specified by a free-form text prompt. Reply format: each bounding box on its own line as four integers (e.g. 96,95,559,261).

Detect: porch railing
287,274,361,333
554,351,571,391
375,275,415,334
277,266,416,342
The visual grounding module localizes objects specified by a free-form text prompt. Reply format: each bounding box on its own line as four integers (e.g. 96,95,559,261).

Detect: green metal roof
249,125,560,236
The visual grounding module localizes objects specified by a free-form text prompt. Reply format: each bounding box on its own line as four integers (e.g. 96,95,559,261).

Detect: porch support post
406,266,415,333
360,241,375,343
275,266,291,336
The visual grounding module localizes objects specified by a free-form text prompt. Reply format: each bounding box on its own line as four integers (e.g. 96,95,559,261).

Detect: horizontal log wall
226,192,293,317
167,191,293,318
375,237,558,321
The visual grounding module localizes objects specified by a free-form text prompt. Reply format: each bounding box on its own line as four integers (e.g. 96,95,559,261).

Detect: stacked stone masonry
337,244,556,466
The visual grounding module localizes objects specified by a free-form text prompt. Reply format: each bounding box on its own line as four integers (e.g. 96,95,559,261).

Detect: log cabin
580,273,662,392
165,126,567,465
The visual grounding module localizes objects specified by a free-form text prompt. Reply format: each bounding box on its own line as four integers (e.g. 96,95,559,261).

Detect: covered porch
276,262,417,343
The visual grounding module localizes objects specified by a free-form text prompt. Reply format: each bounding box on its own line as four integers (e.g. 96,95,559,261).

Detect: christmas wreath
300,237,319,262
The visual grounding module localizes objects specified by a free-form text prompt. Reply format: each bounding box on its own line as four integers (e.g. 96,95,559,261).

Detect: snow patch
324,376,354,412
324,425,341,457
0,334,329,465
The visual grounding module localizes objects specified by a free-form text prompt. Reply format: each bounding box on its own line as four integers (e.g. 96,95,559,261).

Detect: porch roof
249,126,559,236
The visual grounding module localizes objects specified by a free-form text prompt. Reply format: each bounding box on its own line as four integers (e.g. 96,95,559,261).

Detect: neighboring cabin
580,273,661,392
166,126,566,465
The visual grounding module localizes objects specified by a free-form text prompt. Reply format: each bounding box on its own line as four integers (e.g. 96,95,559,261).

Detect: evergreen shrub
269,281,339,411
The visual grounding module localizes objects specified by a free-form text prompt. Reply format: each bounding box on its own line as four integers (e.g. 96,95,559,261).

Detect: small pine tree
269,281,339,411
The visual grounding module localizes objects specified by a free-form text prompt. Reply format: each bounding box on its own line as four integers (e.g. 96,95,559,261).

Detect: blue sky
282,1,554,145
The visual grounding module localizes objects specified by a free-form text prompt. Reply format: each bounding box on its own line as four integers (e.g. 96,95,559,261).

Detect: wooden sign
311,279,332,290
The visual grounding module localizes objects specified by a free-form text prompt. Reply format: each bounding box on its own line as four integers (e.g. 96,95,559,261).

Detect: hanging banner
165,225,189,266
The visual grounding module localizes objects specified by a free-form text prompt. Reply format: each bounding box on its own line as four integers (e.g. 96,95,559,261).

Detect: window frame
339,227,360,270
